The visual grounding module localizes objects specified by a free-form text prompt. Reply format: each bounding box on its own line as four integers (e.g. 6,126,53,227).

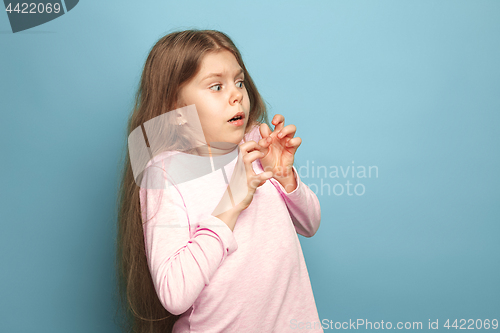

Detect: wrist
215,205,242,232
275,170,297,193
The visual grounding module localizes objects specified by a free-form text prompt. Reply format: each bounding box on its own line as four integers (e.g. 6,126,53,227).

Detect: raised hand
258,114,302,193
212,140,273,230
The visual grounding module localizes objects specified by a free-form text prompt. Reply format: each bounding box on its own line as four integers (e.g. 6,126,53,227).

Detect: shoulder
144,150,180,170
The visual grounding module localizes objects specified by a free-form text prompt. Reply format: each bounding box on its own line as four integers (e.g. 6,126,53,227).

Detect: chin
231,133,245,145
232,135,244,144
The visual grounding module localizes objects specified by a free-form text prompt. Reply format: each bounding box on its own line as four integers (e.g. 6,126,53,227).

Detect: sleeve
247,124,321,237
139,162,238,316
268,165,322,238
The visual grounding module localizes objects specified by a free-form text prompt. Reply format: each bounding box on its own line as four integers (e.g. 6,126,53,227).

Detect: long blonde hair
114,29,271,332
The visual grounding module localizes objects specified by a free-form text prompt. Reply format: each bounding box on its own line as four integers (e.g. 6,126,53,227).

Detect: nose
229,84,244,106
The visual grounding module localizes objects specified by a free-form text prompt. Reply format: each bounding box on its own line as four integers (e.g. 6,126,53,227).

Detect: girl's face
176,50,251,146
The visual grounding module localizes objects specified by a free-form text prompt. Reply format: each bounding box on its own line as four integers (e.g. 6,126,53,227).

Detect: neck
193,142,238,157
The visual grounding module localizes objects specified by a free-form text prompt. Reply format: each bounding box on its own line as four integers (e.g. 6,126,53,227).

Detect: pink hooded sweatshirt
140,124,323,332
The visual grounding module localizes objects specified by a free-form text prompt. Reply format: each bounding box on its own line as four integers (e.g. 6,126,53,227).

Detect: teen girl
116,29,323,333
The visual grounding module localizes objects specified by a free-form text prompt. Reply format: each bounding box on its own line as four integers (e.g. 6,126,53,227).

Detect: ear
176,110,187,125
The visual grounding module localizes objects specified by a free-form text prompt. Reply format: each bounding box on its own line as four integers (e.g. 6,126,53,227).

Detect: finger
258,136,272,150
249,174,263,190
243,150,265,163
277,124,297,139
236,143,265,180
250,171,273,190
239,140,263,154
234,142,259,178
271,114,285,132
241,137,268,157
258,171,274,187
243,150,265,174
259,123,272,140
271,114,285,127
285,136,302,149
239,140,257,151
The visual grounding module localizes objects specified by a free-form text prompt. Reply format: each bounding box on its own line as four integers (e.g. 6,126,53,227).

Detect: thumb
258,171,274,187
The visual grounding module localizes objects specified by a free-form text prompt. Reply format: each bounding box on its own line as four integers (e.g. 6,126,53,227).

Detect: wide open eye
210,84,222,91
236,81,244,88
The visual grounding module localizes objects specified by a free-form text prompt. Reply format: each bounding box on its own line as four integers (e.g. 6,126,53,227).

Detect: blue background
1,0,499,332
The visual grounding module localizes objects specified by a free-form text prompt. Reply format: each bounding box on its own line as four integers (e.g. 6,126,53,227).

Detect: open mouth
228,112,245,123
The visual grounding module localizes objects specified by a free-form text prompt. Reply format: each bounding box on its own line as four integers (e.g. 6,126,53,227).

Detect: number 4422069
444,319,498,330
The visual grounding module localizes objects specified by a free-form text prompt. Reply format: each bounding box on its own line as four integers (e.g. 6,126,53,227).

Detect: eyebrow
201,68,244,82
